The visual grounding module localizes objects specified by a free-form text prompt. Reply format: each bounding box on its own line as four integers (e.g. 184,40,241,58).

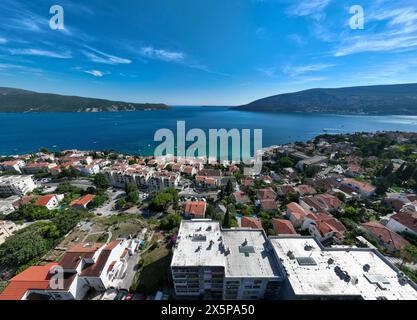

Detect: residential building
295,156,327,172
240,216,263,229
22,162,56,174
272,219,297,235
0,196,20,215
360,221,409,253
171,220,283,300
0,221,18,245
0,239,135,300
386,213,417,237
342,178,376,198
0,160,25,173
35,194,60,210
0,175,36,198
184,201,207,219
286,202,311,228
233,191,250,205
270,236,417,300
69,194,95,209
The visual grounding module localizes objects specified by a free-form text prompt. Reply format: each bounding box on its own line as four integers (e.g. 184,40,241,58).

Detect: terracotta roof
296,185,317,195
241,216,263,229
184,201,206,218
272,219,297,235
260,199,278,211
361,221,409,250
287,202,310,220
69,194,95,207
67,242,103,253
0,263,58,300
35,194,56,207
257,188,276,200
343,178,376,193
391,213,417,233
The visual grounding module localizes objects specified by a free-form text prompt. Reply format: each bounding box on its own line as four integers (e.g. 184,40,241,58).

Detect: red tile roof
35,194,56,207
391,213,417,233
362,221,409,250
241,216,263,229
287,202,310,220
260,199,278,211
69,194,95,208
272,219,297,235
184,201,206,218
0,263,58,300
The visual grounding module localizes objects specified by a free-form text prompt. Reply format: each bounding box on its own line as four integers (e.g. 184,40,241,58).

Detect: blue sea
1,106,417,155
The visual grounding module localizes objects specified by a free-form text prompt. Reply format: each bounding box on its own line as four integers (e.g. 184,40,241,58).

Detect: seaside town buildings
0,175,36,198
171,220,417,300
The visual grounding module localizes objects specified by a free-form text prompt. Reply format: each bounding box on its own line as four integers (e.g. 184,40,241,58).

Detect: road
92,189,125,216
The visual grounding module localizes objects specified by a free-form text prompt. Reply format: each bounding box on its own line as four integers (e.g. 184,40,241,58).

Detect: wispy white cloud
139,46,185,62
287,34,307,46
286,0,331,20
0,62,43,74
283,63,335,76
335,3,417,56
84,70,106,77
0,37,7,44
335,35,417,57
83,46,131,65
255,67,277,77
9,48,72,59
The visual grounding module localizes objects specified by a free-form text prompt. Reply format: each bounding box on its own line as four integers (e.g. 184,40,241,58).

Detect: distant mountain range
234,83,417,115
0,87,169,112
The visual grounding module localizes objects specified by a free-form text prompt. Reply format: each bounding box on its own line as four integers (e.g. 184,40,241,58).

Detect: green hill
0,87,169,112
235,83,417,115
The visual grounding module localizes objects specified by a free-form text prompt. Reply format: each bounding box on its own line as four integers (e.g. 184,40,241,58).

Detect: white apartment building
0,160,25,173
0,175,36,198
270,236,417,300
171,220,283,300
0,220,18,245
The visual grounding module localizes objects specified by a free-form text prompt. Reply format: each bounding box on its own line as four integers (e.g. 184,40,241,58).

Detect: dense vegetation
235,83,417,115
0,209,92,272
0,87,169,112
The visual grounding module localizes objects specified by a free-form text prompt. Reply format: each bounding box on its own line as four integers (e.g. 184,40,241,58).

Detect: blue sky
1,0,417,105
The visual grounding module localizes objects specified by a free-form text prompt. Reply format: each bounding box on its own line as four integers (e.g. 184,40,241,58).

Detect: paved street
92,189,125,216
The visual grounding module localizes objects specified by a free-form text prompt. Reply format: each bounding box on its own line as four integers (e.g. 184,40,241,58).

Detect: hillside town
1,131,417,300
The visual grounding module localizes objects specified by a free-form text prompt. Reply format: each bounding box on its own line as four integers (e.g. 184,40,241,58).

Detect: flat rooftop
171,220,281,278
171,220,225,268
270,237,417,300
222,229,281,278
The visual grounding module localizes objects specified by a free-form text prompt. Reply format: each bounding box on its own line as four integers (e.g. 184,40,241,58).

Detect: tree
400,245,417,265
125,183,138,194
159,213,181,230
116,198,127,209
126,190,140,204
278,157,294,168
223,207,230,228
149,188,179,212
8,204,56,221
225,179,234,196
94,173,110,190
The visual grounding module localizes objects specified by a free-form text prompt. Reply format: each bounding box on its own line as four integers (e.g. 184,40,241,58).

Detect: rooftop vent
296,257,317,266
287,251,295,260
304,244,314,251
206,226,212,231
192,234,207,242
327,258,334,265
239,245,255,255
363,264,370,272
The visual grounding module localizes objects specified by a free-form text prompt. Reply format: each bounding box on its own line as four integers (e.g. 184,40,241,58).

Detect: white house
386,213,417,237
